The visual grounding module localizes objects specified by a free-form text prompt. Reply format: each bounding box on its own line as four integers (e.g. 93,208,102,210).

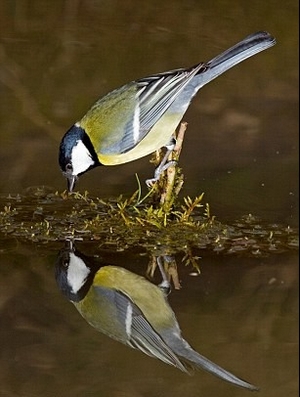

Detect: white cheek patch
71,140,95,175
67,253,90,294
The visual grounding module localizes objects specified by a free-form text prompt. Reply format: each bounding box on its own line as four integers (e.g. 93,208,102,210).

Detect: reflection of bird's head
55,240,100,302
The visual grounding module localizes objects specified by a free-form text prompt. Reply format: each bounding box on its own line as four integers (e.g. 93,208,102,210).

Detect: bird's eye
65,163,73,172
62,259,69,268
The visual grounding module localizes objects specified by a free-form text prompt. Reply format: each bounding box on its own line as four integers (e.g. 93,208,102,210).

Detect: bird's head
59,123,99,192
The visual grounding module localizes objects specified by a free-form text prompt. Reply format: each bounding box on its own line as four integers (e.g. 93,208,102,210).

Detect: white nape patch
132,104,140,145
67,252,90,294
125,302,133,339
71,140,95,175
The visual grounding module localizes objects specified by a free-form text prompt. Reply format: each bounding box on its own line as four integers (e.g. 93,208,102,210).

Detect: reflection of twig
147,255,181,290
0,45,60,140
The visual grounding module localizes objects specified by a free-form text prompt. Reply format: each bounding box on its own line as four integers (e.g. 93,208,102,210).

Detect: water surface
0,1,298,396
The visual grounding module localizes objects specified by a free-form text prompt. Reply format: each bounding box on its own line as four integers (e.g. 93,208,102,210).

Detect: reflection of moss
0,123,298,256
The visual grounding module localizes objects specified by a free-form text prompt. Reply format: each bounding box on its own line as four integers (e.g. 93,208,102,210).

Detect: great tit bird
56,240,258,391
59,31,276,192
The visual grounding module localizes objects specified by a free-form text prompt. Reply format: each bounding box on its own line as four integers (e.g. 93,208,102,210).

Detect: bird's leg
156,256,171,295
145,138,177,187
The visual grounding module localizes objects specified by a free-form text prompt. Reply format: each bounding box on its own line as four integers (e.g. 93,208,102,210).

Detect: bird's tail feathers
174,342,259,391
196,31,276,88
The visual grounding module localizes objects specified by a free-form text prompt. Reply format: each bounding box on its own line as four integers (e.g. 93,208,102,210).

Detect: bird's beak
65,238,75,252
67,175,77,193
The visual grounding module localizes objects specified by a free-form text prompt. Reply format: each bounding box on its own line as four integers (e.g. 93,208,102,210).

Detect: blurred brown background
0,0,298,225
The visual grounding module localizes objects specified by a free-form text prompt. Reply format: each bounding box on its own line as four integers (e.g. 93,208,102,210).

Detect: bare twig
160,122,187,211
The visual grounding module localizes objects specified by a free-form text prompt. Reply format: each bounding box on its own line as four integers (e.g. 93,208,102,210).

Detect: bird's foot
156,256,171,295
145,160,177,187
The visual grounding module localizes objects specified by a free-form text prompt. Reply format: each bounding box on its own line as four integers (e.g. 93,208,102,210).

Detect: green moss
0,124,298,258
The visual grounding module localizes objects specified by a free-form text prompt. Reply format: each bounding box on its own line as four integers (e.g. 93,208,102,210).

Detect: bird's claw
145,160,177,187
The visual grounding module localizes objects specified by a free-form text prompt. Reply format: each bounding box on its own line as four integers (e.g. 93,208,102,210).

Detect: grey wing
111,288,190,372
106,63,206,155
136,64,205,133
135,31,276,138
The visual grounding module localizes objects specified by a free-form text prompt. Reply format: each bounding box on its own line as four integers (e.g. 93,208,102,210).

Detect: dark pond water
0,1,298,396
0,240,298,397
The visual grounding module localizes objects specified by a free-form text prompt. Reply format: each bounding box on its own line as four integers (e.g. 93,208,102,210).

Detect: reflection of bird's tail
172,340,258,391
196,31,276,89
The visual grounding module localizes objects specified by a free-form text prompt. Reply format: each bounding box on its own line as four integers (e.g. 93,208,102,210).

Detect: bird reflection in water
55,239,258,391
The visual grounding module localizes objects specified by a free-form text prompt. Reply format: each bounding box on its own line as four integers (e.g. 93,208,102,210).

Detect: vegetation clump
0,124,298,258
